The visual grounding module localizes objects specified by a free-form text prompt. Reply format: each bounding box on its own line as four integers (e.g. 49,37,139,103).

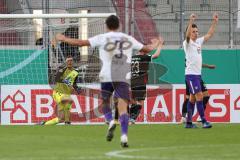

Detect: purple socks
102,104,113,122
196,101,206,123
119,113,129,135
187,101,195,123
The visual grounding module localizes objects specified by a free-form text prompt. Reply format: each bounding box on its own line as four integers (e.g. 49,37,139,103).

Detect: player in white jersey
55,15,159,147
183,13,218,128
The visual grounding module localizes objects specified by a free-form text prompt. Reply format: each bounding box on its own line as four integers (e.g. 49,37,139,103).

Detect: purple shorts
185,75,202,95
101,82,130,100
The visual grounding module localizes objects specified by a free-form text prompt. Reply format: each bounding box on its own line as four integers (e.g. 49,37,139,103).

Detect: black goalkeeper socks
130,104,142,120
182,98,189,118
203,96,210,111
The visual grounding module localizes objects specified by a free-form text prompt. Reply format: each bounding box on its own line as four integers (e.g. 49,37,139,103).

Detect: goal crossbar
0,13,116,19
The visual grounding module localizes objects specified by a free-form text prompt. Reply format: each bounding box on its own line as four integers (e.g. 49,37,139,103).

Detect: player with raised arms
183,13,218,128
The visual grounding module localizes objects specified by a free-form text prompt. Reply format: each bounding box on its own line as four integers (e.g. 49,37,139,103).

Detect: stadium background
0,0,240,124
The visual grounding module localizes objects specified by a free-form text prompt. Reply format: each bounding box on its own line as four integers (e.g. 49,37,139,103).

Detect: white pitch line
105,144,240,160
105,149,160,159
0,144,239,160
0,156,108,160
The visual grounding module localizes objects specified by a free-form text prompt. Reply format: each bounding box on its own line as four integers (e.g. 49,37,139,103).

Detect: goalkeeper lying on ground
41,56,81,125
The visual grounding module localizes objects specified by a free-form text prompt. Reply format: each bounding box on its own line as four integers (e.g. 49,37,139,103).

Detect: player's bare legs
117,98,128,115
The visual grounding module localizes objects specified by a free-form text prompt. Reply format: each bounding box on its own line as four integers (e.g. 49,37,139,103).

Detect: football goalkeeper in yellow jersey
41,56,82,125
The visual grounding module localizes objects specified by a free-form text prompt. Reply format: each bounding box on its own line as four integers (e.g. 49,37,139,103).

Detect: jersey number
104,40,132,59
132,61,140,73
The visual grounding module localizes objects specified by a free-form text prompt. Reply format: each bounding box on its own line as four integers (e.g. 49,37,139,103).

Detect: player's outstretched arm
140,45,155,54
55,33,90,47
152,37,164,59
139,37,161,53
186,13,196,43
204,13,218,42
202,63,216,69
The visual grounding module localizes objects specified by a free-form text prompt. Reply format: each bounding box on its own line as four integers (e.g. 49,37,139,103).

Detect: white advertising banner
1,84,240,125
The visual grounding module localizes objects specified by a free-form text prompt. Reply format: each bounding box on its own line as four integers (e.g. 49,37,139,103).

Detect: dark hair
191,23,198,29
105,15,119,30
35,38,43,45
64,26,78,38
66,55,73,59
185,23,198,33
185,23,198,43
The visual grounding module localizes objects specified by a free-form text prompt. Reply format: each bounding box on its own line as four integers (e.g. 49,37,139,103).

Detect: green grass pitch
0,124,239,160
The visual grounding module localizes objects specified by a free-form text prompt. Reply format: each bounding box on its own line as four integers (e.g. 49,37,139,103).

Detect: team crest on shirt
197,47,201,54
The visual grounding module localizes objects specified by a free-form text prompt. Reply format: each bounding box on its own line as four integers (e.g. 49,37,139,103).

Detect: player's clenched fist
190,13,196,21
213,13,218,22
